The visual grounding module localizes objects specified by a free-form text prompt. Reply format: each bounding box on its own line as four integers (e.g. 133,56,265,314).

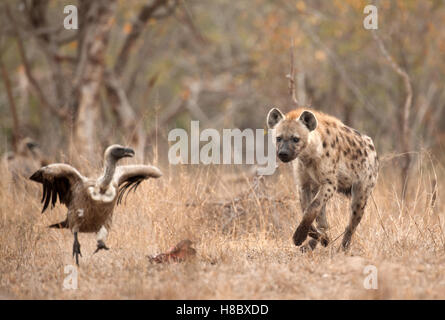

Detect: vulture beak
123,148,135,158
26,142,39,149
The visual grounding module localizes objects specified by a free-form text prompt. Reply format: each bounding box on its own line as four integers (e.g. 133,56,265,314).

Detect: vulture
5,137,47,181
29,144,162,265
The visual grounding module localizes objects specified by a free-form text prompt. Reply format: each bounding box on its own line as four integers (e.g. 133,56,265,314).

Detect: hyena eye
276,136,282,142
292,137,300,143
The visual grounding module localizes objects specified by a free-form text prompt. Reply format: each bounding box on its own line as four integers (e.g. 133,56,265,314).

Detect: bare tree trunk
0,55,20,150
105,0,175,161
286,38,299,108
105,71,146,162
114,0,169,77
5,5,67,120
372,30,413,200
72,0,117,163
4,0,174,164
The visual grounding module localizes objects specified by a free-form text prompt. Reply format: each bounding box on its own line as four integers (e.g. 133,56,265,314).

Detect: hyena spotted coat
267,107,379,250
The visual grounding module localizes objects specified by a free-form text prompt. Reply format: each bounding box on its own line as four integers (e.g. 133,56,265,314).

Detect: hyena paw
308,227,330,247
341,230,352,250
300,239,318,253
320,234,330,247
293,224,310,246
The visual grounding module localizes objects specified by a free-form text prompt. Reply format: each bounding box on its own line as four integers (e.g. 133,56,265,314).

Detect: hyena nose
278,151,290,162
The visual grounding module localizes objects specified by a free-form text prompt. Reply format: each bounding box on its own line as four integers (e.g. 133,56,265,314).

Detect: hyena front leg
341,183,370,250
298,183,319,251
293,183,334,246
307,204,330,249
301,188,330,251
301,206,326,252
299,182,312,213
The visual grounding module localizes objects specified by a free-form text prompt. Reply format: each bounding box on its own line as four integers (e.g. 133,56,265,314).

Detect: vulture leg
94,226,110,254
72,232,82,265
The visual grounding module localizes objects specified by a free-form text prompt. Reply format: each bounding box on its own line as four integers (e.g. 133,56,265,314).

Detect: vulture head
26,140,38,150
17,137,40,156
105,144,135,162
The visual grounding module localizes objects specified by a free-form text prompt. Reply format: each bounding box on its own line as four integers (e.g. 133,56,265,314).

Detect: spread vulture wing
29,164,85,213
113,165,162,205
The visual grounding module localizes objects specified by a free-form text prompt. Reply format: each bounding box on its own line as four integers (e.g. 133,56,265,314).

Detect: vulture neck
98,156,117,193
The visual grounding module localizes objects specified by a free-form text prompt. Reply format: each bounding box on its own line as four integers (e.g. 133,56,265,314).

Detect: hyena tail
48,219,68,229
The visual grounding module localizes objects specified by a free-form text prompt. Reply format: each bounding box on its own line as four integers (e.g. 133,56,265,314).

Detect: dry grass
0,153,444,300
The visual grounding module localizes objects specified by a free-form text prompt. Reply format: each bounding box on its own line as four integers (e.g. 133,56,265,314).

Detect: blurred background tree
0,0,444,194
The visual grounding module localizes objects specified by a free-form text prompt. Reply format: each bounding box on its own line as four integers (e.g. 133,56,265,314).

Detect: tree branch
104,70,147,161
371,29,413,199
285,38,299,106
371,30,413,141
175,1,208,45
0,54,21,149
5,4,67,119
114,0,172,76
294,16,382,123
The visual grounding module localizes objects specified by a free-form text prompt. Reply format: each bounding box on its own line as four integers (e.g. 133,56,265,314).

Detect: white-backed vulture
5,137,47,181
29,144,162,265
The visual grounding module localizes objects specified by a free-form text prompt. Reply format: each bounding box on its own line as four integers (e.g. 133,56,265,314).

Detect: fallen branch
148,239,196,263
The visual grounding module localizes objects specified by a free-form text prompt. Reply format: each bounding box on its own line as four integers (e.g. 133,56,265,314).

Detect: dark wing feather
51,184,57,208
41,178,47,202
117,175,145,205
31,173,71,213
114,165,162,206
29,164,82,213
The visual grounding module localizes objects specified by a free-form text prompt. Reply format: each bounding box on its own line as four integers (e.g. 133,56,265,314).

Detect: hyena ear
299,110,317,131
267,108,285,129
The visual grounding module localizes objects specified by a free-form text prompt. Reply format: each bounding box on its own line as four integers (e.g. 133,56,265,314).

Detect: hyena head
267,107,317,163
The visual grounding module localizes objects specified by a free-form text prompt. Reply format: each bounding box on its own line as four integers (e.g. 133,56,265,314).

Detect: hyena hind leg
341,184,371,250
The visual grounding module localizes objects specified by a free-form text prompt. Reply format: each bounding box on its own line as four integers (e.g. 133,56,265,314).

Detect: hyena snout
278,148,298,163
278,150,292,162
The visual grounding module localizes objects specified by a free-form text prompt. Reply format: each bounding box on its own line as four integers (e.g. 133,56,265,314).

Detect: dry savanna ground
0,152,444,300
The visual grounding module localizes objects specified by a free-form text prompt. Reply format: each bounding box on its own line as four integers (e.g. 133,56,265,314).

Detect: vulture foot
94,240,110,254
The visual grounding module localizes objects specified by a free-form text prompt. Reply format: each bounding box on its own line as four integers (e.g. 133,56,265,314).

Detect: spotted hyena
267,107,379,251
